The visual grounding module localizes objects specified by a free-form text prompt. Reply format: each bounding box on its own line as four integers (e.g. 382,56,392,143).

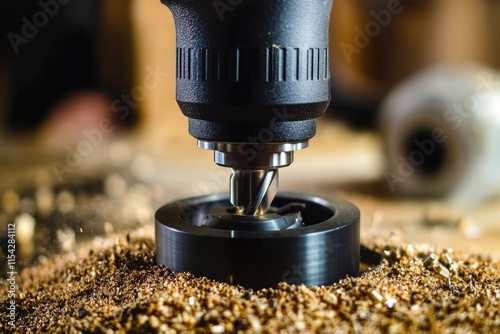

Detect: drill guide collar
156,193,360,289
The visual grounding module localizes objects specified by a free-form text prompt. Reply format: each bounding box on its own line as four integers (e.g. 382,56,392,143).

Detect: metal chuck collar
155,192,360,289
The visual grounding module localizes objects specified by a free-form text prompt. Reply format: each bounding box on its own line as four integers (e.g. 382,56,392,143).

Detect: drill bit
198,140,307,216
230,168,278,216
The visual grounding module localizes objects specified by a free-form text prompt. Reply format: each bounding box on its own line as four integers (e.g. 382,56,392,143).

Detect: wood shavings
1,237,498,333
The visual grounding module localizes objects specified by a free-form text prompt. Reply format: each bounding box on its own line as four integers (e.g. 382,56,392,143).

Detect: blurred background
0,0,499,271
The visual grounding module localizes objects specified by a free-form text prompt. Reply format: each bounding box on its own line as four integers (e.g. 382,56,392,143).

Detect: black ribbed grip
162,0,333,141
176,47,329,83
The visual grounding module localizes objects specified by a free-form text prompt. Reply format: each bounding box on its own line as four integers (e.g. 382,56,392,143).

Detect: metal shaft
198,140,309,217
230,169,278,216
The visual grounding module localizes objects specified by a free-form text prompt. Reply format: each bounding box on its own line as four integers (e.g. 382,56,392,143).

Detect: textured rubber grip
175,47,329,83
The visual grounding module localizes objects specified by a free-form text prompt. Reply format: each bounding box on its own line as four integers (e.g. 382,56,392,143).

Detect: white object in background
380,65,500,204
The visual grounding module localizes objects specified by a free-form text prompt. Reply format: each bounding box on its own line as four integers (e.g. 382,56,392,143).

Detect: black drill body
162,0,333,143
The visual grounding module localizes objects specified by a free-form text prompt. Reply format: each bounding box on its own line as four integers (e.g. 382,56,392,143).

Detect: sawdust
1,233,498,333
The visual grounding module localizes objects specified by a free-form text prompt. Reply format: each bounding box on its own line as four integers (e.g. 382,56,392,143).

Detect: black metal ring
155,192,360,289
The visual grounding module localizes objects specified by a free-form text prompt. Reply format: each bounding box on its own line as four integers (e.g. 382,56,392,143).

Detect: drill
155,0,360,289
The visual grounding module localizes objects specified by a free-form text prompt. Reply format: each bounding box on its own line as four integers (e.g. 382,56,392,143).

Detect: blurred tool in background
329,0,500,205
380,65,500,204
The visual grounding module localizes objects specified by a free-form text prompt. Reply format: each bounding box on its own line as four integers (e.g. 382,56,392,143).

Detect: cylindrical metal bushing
156,193,360,289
